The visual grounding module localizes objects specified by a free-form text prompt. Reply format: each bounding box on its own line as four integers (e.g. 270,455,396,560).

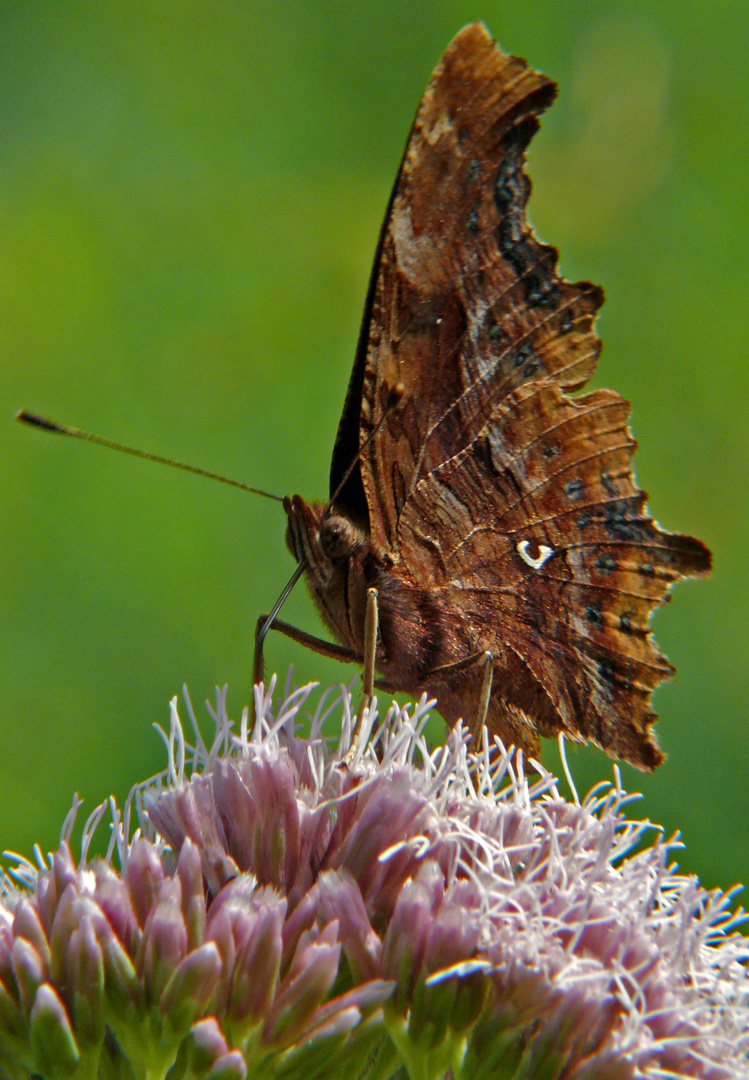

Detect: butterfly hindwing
397,379,710,766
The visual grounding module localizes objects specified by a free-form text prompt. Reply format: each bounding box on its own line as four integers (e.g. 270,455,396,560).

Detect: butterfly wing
397,380,711,768
330,21,603,545
329,21,710,768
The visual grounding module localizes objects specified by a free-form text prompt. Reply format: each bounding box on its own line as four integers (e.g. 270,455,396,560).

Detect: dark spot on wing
494,143,528,231
586,602,603,625
512,342,534,368
601,471,618,497
466,157,481,183
493,133,560,310
509,342,544,379
565,478,585,501
604,501,644,542
525,262,561,310
598,658,616,688
595,553,617,573
487,316,504,345
391,461,407,520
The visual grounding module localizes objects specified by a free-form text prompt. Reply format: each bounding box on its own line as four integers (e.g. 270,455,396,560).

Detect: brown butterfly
272,23,713,768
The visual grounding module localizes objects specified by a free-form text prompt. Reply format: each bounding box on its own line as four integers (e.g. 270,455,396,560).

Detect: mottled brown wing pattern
398,381,710,767
339,22,604,549
306,21,711,772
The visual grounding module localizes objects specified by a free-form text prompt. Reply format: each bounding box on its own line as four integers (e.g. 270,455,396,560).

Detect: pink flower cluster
0,677,747,1080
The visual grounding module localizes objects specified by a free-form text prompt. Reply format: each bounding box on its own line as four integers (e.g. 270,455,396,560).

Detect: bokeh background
1,2,747,890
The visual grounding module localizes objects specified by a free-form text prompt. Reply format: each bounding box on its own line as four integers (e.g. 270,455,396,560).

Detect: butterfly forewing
342,24,605,549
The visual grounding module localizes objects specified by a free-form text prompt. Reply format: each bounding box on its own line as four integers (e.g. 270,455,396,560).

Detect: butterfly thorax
284,494,465,690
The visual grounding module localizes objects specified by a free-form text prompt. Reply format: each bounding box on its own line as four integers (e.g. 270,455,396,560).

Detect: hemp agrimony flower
1,675,747,1080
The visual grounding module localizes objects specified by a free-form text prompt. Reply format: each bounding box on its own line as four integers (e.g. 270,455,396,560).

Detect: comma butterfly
280,22,711,769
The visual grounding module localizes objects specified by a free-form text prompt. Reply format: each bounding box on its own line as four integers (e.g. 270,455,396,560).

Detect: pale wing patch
517,539,554,569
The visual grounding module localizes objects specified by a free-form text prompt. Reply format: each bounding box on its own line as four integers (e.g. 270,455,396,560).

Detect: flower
1,674,748,1080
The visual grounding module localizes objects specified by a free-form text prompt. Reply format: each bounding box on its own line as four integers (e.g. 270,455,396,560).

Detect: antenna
16,410,285,502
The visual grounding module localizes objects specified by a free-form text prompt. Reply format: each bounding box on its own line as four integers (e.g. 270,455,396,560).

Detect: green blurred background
1,2,747,889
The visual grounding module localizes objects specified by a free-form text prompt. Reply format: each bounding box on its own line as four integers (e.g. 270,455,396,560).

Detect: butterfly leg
254,591,380,759
476,651,494,741
252,612,362,723
252,615,358,725
253,614,361,687
428,649,494,746
346,587,379,761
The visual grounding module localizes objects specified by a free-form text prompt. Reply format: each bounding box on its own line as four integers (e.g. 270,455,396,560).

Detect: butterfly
272,22,711,769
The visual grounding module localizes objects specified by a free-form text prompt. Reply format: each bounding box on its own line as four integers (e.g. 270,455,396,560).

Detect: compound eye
319,515,362,561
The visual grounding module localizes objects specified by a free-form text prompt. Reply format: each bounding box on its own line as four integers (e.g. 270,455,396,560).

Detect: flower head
1,675,748,1079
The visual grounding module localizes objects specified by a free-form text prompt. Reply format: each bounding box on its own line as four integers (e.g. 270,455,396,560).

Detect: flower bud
262,928,341,1048
177,838,207,951
11,935,46,1016
29,983,80,1078
141,878,188,1004
227,895,285,1034
126,837,165,928
317,870,382,982
68,913,105,1048
185,1015,231,1067
159,942,222,1034
13,899,51,972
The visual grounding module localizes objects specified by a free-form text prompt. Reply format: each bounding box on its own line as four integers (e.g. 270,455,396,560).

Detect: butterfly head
284,494,373,651
284,495,366,574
